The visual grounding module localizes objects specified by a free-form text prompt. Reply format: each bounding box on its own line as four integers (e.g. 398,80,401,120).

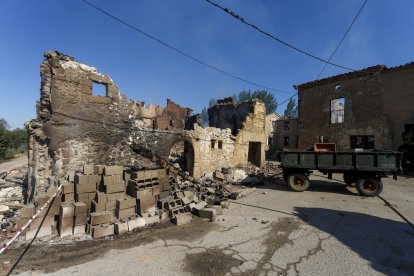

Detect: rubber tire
287,173,310,192
356,177,383,197
343,173,357,187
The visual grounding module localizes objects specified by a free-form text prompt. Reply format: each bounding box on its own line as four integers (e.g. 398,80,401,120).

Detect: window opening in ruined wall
331,98,345,124
92,82,107,97
211,140,216,149
218,141,223,149
350,135,374,149
334,84,342,90
284,137,289,146
284,121,290,131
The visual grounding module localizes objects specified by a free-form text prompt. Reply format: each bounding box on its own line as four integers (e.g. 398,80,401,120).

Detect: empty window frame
331,98,345,124
92,82,107,97
284,121,290,131
218,140,223,149
350,135,375,149
334,84,342,90
211,140,216,149
284,137,289,146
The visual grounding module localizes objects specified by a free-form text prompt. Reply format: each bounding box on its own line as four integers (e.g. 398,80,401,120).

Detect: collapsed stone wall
26,51,191,202
26,51,267,202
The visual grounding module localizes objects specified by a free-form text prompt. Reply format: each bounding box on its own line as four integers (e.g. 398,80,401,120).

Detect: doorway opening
248,142,261,167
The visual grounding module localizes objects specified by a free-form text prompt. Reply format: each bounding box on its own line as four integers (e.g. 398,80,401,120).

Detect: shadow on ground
295,207,414,275
250,178,358,196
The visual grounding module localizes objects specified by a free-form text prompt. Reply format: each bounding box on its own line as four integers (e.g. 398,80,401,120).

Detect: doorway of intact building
248,142,262,167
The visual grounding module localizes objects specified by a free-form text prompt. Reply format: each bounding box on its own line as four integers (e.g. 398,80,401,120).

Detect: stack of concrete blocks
74,165,98,210
61,178,75,203
102,165,125,215
73,202,88,234
115,196,136,220
87,211,114,238
59,203,74,237
127,169,161,216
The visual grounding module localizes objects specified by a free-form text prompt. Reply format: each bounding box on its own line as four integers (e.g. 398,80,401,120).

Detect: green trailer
281,150,402,197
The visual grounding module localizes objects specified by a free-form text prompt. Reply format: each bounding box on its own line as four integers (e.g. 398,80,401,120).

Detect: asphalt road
4,172,414,276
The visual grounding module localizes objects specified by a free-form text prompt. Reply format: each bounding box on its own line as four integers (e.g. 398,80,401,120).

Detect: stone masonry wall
296,63,414,150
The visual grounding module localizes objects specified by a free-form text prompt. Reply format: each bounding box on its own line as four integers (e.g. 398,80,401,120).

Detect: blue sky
1,0,413,129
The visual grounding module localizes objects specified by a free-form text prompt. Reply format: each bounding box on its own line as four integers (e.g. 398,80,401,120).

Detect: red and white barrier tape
0,184,63,255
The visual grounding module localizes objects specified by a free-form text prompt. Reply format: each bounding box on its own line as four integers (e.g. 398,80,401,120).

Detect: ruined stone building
272,118,298,151
296,62,414,150
264,112,280,150
26,51,267,201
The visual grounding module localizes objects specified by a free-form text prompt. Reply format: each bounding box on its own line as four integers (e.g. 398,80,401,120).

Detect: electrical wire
316,0,368,79
204,0,356,72
81,0,295,94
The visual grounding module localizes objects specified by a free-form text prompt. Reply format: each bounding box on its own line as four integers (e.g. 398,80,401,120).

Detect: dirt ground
1,172,413,275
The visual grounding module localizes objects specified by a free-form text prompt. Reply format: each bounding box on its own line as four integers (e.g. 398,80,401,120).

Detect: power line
81,0,295,94
316,0,368,79
204,0,357,72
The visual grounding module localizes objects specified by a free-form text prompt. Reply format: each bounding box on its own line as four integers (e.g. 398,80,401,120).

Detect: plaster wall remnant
297,62,414,150
26,51,267,201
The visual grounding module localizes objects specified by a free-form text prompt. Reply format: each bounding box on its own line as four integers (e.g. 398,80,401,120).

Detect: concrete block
182,197,192,205
116,196,136,210
60,217,74,229
198,208,216,220
76,182,96,194
103,175,113,186
105,200,116,211
73,202,87,215
130,171,145,180
165,199,183,210
94,165,105,175
60,203,75,218
88,192,96,201
107,193,117,202
20,204,35,218
157,168,167,177
48,205,60,216
91,200,105,212
128,217,146,231
62,183,74,194
207,205,222,215
63,193,74,202
116,207,136,220
113,174,123,185
95,191,107,203
26,226,52,240
74,214,87,225
73,225,86,234
83,165,94,175
173,213,192,225
29,215,55,229
58,227,72,238
76,193,89,202
91,224,114,238
183,191,194,198
74,173,89,185
106,184,125,193
104,166,123,176
145,215,160,225
137,199,155,215
114,221,128,235
152,184,160,196
35,196,49,207
66,171,75,182
169,207,187,218
89,211,113,225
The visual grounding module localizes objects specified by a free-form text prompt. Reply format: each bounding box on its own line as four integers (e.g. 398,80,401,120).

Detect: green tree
0,118,27,159
236,90,278,114
284,98,298,118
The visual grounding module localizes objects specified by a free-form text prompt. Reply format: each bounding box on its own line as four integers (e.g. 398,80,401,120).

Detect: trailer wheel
287,173,310,192
343,173,357,187
356,177,383,197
